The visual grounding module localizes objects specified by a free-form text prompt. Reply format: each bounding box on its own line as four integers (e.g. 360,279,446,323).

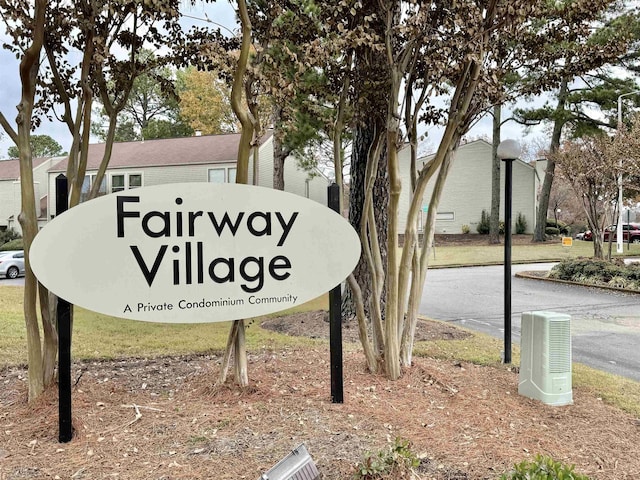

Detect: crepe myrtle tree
553,116,640,260
210,0,632,383
0,0,221,402
210,0,359,386
337,0,630,379
215,0,256,388
0,0,47,403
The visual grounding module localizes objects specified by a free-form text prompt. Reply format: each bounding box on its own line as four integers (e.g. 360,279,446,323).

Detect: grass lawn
429,239,640,267
0,288,328,366
2,238,639,416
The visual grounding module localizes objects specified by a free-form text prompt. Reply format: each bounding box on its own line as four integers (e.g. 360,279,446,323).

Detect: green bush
461,224,470,234
546,219,570,235
545,227,560,236
500,454,590,479
0,228,21,247
476,211,506,234
0,238,23,251
515,212,527,234
477,209,490,234
353,437,420,479
549,258,640,290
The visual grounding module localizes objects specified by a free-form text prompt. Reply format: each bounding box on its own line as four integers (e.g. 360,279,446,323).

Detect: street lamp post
616,91,640,253
497,139,522,364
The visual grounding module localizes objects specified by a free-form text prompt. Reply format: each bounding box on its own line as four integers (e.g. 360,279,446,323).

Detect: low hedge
0,238,23,251
549,258,640,290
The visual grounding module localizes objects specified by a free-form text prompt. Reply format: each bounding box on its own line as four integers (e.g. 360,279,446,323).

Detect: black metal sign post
55,174,73,442
327,183,344,403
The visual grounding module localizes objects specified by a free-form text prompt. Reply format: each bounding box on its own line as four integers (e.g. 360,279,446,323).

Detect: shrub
499,221,505,235
353,437,420,479
625,263,640,281
461,224,470,234
0,228,20,246
0,238,23,251
545,227,560,236
546,218,570,235
549,258,640,291
500,454,590,480
515,212,527,234
608,276,630,289
477,209,490,234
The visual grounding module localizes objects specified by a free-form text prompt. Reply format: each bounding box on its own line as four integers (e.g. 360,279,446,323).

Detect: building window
436,212,455,221
129,174,142,188
80,174,107,202
417,211,455,231
208,167,237,184
111,173,143,193
112,174,125,193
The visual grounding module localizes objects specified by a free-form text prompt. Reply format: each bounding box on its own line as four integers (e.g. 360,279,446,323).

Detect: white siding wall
510,160,536,234
0,181,43,235
396,146,413,232
1,157,58,234
253,136,274,188
283,166,329,205
33,158,59,195
398,140,536,234
0,180,17,229
47,173,57,220
427,141,493,234
137,164,221,186
253,136,329,205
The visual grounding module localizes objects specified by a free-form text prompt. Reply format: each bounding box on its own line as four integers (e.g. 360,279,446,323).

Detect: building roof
49,132,273,172
0,157,53,181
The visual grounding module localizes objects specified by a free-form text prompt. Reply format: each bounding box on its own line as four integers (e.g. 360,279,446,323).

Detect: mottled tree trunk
272,110,292,191
341,123,388,322
220,0,254,387
340,0,390,324
533,79,568,242
273,137,286,190
489,104,501,244
17,0,47,402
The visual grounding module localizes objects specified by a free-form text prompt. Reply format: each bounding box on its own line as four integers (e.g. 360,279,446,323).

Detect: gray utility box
519,311,573,406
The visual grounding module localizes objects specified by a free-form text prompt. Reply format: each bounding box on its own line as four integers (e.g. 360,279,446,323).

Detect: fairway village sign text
117,196,298,290
30,183,360,323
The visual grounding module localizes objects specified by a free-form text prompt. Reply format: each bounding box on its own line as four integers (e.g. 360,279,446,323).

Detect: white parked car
0,250,25,279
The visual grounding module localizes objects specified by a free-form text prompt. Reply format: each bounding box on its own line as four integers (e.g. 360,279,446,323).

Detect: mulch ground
2,311,640,480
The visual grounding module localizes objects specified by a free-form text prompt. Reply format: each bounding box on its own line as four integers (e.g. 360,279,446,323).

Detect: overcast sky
0,2,544,160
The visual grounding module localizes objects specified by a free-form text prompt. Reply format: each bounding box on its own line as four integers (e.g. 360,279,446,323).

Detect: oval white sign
30,183,361,323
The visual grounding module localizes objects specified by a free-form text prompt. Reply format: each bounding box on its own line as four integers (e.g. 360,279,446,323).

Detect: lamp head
497,139,522,160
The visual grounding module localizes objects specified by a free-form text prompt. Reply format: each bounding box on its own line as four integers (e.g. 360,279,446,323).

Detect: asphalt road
420,263,640,382
4,266,640,381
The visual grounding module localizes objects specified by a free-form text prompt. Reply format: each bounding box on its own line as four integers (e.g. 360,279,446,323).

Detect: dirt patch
433,234,554,247
261,310,470,343
1,313,639,480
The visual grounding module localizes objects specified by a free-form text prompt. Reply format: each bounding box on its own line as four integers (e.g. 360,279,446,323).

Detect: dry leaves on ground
1,313,639,480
